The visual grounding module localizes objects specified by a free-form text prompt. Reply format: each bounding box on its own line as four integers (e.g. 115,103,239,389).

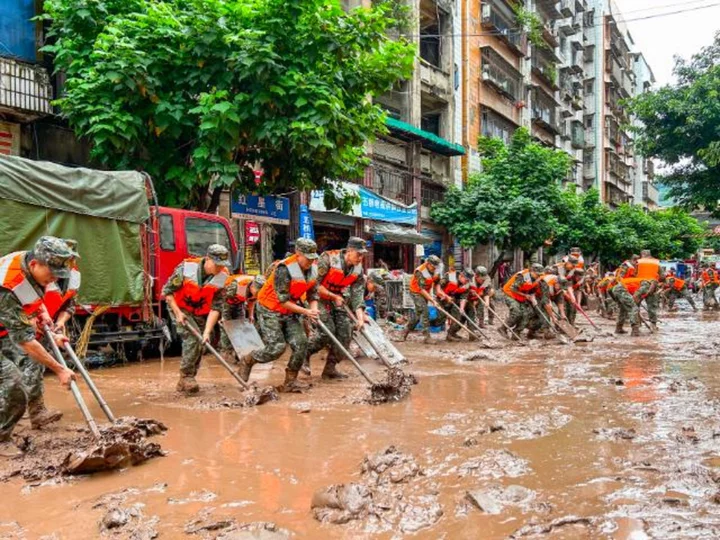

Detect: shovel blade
363,319,406,365
223,319,273,381
354,332,379,360
555,319,579,340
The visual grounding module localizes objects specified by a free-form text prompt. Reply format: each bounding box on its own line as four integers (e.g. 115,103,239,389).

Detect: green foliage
551,188,703,266
628,32,720,216
513,5,548,51
430,128,571,269
41,0,415,210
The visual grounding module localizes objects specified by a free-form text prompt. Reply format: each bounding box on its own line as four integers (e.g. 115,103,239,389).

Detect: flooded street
2,308,720,538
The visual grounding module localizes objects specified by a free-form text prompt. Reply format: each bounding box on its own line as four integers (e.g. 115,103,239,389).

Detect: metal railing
0,57,53,116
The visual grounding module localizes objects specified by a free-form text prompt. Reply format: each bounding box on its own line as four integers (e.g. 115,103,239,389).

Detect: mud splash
194,385,279,409
367,367,417,404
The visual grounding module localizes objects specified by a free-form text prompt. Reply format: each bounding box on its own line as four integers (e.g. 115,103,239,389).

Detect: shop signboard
299,204,315,240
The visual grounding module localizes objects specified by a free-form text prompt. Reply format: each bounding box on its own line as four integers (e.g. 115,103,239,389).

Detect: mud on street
2,307,720,539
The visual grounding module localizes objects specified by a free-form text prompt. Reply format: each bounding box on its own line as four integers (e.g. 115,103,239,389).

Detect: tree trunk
205,186,224,214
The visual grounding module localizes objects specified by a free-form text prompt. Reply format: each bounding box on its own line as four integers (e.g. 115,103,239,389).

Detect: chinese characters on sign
299,204,315,240
243,221,261,275
309,182,417,225
231,193,290,225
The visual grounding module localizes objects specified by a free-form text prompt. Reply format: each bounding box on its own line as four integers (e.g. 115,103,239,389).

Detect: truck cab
153,207,239,301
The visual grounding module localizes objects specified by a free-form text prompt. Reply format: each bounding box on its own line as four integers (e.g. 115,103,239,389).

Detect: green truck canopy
0,155,151,305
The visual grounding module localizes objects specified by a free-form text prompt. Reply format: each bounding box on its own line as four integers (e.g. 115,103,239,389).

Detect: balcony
571,120,584,148
532,89,559,135
642,181,659,205
606,184,631,207
585,128,595,149
560,0,575,18
542,21,559,48
481,47,522,102
531,51,558,89
481,1,527,56
644,159,655,178
420,60,452,99
0,57,53,120
558,17,577,36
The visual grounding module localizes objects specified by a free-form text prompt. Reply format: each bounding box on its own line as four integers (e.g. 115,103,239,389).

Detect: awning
385,118,466,157
371,223,435,245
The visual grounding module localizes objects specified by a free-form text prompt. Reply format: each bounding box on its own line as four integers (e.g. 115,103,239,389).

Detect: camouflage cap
347,236,368,254
570,247,582,253
461,268,474,279
64,238,79,256
33,236,77,279
566,256,578,265
295,237,319,259
207,244,231,266
367,270,387,289
640,249,652,258
426,255,441,266
474,265,488,276
530,263,544,274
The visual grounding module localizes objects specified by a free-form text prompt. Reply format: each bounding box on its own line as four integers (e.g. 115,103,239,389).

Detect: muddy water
2,308,720,538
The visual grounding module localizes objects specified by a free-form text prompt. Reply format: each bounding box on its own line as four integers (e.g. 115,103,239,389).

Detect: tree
628,32,720,215
42,0,414,210
430,128,572,275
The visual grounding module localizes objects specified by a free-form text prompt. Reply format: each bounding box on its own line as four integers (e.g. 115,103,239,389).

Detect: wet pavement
2,307,720,538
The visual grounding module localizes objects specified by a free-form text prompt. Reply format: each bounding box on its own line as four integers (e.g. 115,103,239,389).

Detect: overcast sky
614,0,720,87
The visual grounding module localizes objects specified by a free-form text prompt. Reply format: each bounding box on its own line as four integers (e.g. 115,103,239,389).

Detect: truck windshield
185,217,231,257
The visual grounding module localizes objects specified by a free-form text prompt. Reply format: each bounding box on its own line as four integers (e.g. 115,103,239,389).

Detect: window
481,107,517,144
185,218,231,257
584,80,594,95
481,47,522,101
421,113,441,136
159,214,176,251
421,181,446,208
585,115,594,128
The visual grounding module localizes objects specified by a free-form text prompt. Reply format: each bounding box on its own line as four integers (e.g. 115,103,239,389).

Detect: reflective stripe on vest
635,257,660,281
173,258,228,316
320,250,362,298
43,267,81,319
503,270,535,302
226,274,255,304
409,263,439,294
257,254,318,314
0,252,43,317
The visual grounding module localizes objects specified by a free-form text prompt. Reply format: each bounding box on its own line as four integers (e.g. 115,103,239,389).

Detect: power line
398,1,720,40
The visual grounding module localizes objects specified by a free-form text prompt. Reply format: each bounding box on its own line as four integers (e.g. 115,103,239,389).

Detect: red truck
0,155,238,360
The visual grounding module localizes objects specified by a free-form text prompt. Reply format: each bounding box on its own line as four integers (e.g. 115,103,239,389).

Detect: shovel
432,301,493,348
62,339,116,423
343,305,395,369
43,325,101,439
528,299,571,345
485,303,525,342
315,318,413,403
563,292,602,332
637,304,656,333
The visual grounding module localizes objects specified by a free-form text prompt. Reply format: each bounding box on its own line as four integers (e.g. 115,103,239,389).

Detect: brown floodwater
2,307,720,538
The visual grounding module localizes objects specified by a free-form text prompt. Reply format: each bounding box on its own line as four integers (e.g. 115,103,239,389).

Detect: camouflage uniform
610,282,638,329
503,271,539,335
666,277,697,310
470,274,495,327
405,260,445,338
438,272,471,338
307,249,366,368
219,276,263,354
526,278,553,333
163,261,225,378
636,280,659,324
251,265,319,372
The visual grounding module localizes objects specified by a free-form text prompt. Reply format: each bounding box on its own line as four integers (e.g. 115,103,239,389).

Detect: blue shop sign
299,204,315,240
359,186,417,225
231,193,290,225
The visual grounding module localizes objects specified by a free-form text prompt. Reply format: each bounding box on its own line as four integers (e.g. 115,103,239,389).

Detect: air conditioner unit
481,4,491,20
482,70,491,81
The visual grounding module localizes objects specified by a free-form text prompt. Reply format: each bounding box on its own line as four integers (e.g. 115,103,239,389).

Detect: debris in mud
510,515,595,537
168,489,218,505
593,427,636,441
0,418,166,482
465,485,536,515
196,385,279,409
457,351,495,362
457,449,531,479
367,368,417,404
98,504,159,539
312,446,442,534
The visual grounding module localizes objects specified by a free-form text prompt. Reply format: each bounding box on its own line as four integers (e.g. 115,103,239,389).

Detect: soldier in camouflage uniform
306,237,367,379
365,270,388,319
699,262,720,310
501,264,543,338
219,274,265,361
633,250,662,331
401,255,446,344
526,270,559,339
238,238,320,392
565,268,585,326
438,268,474,341
664,274,697,311
469,266,495,328
163,244,231,394
0,237,76,457
596,273,617,319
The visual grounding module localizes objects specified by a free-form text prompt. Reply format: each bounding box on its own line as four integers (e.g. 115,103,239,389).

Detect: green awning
385,117,466,157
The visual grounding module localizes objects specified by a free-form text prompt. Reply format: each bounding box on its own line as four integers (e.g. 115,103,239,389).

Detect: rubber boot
27,397,63,430
301,357,312,376
237,354,256,382
399,326,412,342
321,359,348,380
446,332,462,342
630,325,641,337
221,349,237,365
278,369,309,393
422,331,432,344
176,375,200,394
526,329,537,339
615,322,627,335
0,440,22,458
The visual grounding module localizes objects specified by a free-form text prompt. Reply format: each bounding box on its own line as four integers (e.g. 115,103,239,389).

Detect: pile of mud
2,417,167,482
312,446,443,534
368,368,417,404
184,507,292,539
194,385,279,410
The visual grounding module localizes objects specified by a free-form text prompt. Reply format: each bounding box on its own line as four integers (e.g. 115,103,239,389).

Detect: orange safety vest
503,270,536,302
409,262,440,294
540,274,561,298
225,274,256,305
597,276,615,293
0,252,45,318
319,250,363,300
442,271,469,297
563,254,585,269
635,257,660,281
470,276,491,299
615,261,636,279
257,254,318,315
670,278,686,291
43,265,81,319
701,268,720,285
172,258,228,316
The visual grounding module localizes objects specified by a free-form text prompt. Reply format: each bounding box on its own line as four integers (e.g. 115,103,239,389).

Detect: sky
613,0,720,86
